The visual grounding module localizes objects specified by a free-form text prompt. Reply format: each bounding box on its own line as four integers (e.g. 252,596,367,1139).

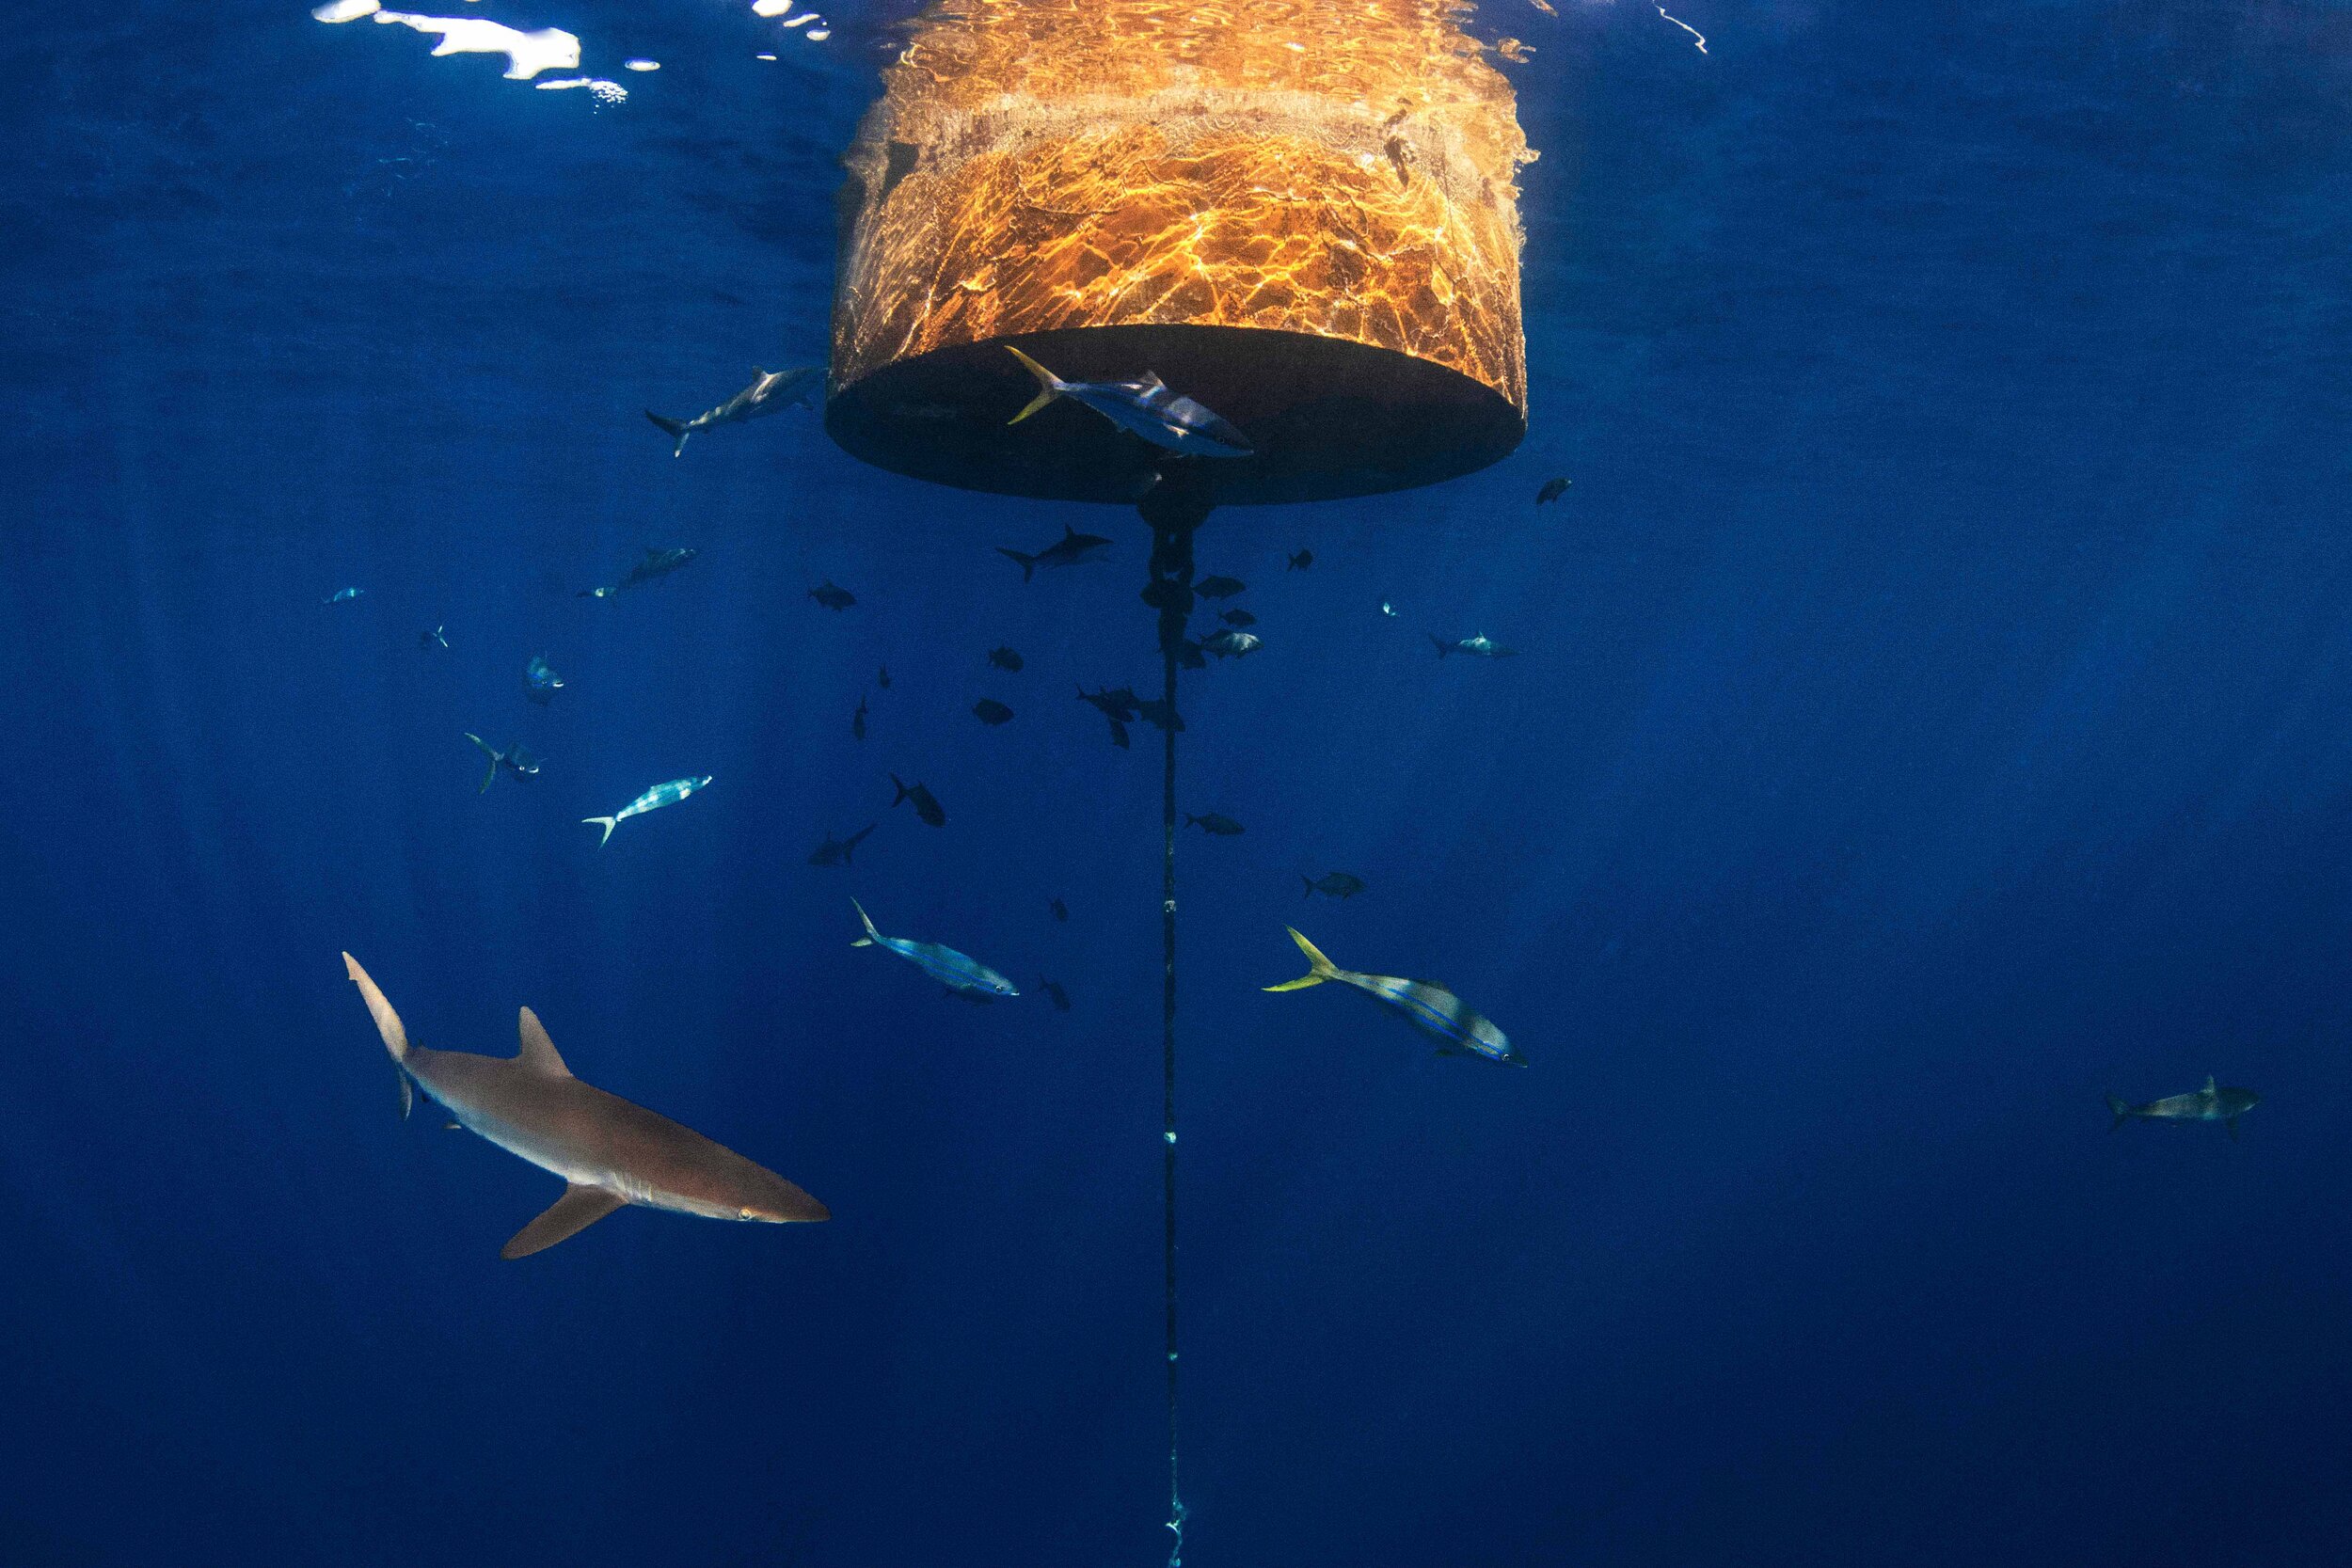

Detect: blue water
8,1,2352,1563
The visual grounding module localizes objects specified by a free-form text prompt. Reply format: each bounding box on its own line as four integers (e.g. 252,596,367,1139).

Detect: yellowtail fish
582,776,711,846
850,898,1018,998
1003,345,1252,458
1263,927,1524,1066
341,954,826,1259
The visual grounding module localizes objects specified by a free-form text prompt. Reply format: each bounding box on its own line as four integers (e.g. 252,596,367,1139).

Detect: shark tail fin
342,953,411,1066
645,410,690,457
1263,927,1340,991
850,896,881,948
1004,345,1064,424
2106,1094,2132,1132
581,816,619,847
997,546,1038,581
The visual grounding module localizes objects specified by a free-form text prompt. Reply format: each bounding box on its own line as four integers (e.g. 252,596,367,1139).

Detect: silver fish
582,775,712,846
645,365,823,457
2107,1075,2261,1140
850,898,1018,998
1004,346,1252,458
1430,633,1518,659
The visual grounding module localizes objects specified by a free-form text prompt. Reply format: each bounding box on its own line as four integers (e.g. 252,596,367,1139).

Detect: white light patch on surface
370,11,580,78
755,52,777,59
534,76,628,103
805,27,831,40
1655,4,1707,51
623,58,659,71
782,11,818,25
312,0,381,20
752,0,792,14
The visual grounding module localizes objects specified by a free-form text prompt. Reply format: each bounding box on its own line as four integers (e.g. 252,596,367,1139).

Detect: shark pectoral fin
343,954,410,1063
516,1007,571,1077
501,1184,626,1260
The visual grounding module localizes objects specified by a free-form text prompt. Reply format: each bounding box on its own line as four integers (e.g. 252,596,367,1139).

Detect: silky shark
342,954,828,1259
646,365,823,457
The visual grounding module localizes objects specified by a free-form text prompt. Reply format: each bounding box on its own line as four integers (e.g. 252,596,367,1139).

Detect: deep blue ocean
8,1,2352,1563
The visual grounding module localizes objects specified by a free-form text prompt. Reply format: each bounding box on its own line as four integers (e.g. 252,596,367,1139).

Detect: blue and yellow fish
850,898,1018,999
582,776,711,846
1263,927,1523,1066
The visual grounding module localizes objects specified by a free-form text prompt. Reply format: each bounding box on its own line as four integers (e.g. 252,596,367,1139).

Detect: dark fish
645,366,822,457
1107,717,1132,748
1177,640,1208,670
2107,1075,2261,1140
1303,871,1366,900
1200,629,1261,660
890,773,946,827
1136,698,1184,734
973,699,1015,726
1051,898,1069,922
999,524,1114,581
1219,609,1257,627
421,625,449,649
466,733,541,792
1430,633,1518,659
852,694,868,742
809,579,856,611
342,956,827,1259
878,666,892,689
1195,576,1246,599
1041,978,1072,1012
621,546,699,590
988,645,1025,673
1079,685,1140,721
1004,346,1253,458
808,822,876,867
524,654,564,705
1287,549,1313,571
1263,927,1523,1066
1535,476,1570,505
1184,812,1244,836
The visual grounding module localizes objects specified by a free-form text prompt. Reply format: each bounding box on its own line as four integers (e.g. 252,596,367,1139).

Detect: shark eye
739,1208,757,1221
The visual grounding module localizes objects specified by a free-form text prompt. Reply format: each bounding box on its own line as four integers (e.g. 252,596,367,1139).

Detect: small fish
987,645,1025,673
1184,812,1244,836
1535,476,1570,505
1136,698,1184,734
1050,898,1069,922
1380,601,1397,617
808,823,876,867
1430,633,1518,659
1177,640,1208,671
581,775,712,846
1384,134,1414,190
1195,576,1246,599
878,666,892,689
852,694,868,742
1041,978,1072,1012
1219,609,1258,628
645,366,823,456
1263,927,1523,1066
1200,629,1262,660
1302,871,1366,900
578,584,622,600
809,579,856,611
620,546,699,590
973,699,1015,726
1079,685,1140,721
2107,1075,2261,1140
323,587,364,606
999,524,1114,582
1288,550,1313,571
1107,717,1132,749
850,898,1018,999
890,773,946,827
1003,346,1252,458
466,733,541,793
525,655,565,705
421,625,449,650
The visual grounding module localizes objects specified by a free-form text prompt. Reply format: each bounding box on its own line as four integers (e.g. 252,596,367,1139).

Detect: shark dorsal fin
516,1008,572,1077
753,366,770,377
1137,372,1167,392
2204,1074,2217,1093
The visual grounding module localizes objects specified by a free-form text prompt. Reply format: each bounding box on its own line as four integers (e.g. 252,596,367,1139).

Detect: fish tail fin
581,816,619,846
850,896,881,947
1428,633,1450,657
2106,1094,2132,1132
645,411,690,456
342,953,411,1067
998,547,1037,581
1302,875,1315,899
1184,813,1201,829
890,773,911,806
1004,345,1063,424
1263,927,1339,991
466,733,499,793
843,822,877,863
